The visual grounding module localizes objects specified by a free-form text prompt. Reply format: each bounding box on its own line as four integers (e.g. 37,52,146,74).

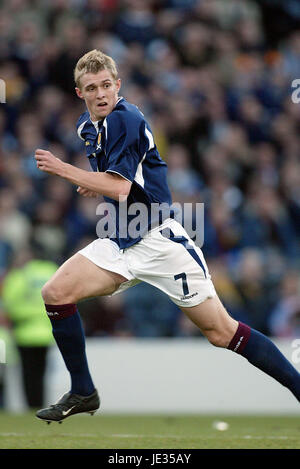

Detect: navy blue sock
45,304,95,396
228,322,300,402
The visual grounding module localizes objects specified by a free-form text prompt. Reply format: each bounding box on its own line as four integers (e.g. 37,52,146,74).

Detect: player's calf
181,296,238,348
182,296,300,402
227,321,300,402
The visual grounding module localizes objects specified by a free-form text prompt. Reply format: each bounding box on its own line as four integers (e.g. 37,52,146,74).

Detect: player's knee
205,319,238,348
41,280,67,305
206,330,229,348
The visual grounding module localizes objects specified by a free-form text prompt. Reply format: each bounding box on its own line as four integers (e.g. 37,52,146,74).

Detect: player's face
76,70,121,121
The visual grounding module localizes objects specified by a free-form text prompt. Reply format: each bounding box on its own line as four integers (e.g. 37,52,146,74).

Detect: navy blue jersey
76,97,174,249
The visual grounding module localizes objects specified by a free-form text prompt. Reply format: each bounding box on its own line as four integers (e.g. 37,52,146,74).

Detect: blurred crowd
0,0,300,339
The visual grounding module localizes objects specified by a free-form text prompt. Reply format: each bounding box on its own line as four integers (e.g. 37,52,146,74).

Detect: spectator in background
269,270,300,338
280,157,300,238
0,187,31,252
48,17,87,95
241,184,300,262
1,248,57,409
208,258,250,325
113,0,158,47
167,143,203,200
0,310,17,408
122,283,181,337
233,248,276,333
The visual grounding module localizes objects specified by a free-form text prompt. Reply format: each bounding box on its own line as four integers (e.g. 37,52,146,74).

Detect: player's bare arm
34,148,131,200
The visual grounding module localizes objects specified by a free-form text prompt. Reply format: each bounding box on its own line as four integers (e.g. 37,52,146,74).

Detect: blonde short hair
74,49,118,88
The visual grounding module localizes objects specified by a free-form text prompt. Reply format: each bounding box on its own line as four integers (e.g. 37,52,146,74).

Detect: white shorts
78,218,216,307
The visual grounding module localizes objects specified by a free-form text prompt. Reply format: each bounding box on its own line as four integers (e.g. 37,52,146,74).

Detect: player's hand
35,149,65,176
76,186,98,198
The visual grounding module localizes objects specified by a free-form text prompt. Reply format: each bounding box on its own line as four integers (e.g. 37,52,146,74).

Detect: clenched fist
35,149,65,176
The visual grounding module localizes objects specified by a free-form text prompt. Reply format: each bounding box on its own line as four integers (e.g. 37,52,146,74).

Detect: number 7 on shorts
174,272,189,296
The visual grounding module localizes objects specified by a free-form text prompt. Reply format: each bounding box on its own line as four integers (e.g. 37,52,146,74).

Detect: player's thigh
42,252,128,304
180,295,238,347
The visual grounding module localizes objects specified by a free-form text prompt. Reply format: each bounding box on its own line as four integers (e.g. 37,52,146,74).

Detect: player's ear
116,78,121,93
75,87,84,99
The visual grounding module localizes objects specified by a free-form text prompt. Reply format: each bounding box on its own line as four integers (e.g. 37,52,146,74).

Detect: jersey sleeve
76,111,90,141
104,111,145,182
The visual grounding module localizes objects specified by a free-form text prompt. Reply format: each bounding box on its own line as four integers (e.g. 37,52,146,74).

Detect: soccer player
35,50,300,423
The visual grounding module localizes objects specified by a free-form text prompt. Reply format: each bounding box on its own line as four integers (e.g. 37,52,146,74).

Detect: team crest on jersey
96,132,102,150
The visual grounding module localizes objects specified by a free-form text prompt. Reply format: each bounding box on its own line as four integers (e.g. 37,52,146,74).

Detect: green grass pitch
0,412,299,449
